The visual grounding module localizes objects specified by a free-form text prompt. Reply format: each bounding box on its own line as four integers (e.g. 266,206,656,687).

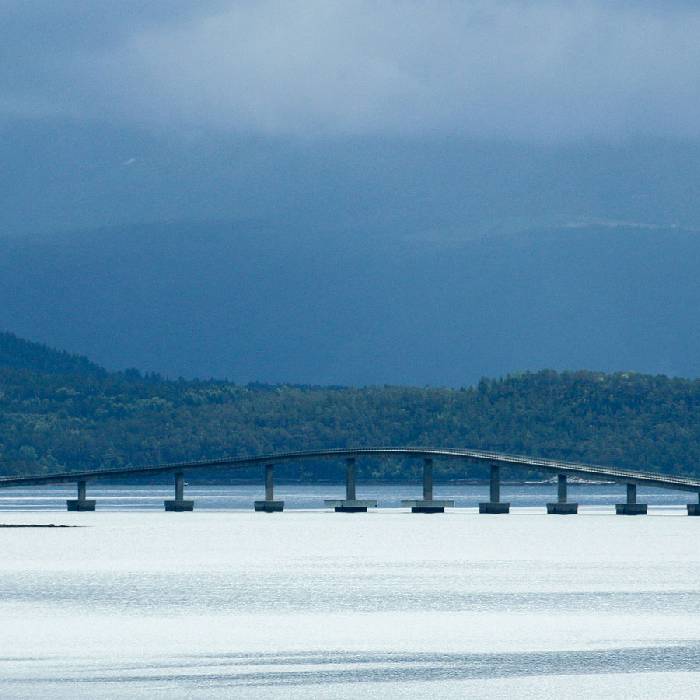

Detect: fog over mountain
2,2,700,384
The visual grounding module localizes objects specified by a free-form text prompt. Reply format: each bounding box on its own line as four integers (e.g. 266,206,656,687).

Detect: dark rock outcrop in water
0,524,80,528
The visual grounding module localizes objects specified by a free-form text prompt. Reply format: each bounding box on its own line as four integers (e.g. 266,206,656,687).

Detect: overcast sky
4,0,700,141
3,2,700,382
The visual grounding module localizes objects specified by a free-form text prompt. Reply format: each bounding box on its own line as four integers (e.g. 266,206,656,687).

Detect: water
0,482,696,511
1,485,699,697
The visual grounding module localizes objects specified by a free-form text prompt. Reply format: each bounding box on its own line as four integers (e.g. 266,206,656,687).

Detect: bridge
2,447,700,515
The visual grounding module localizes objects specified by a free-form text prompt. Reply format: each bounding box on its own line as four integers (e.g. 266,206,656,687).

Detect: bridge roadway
0,446,699,491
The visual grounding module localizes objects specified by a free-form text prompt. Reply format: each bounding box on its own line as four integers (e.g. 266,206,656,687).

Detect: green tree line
1,332,700,481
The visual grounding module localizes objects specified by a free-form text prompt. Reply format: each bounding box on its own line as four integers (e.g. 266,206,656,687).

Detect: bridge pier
687,492,700,516
164,471,194,511
401,458,454,513
547,474,578,514
325,458,377,512
66,480,96,511
616,483,647,515
479,464,510,513
255,464,284,512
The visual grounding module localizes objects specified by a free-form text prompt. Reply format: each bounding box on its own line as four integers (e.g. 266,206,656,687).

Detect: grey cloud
4,1,700,140
0,1,222,50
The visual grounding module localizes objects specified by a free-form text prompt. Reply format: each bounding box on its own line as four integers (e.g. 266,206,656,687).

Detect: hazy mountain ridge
0,331,106,378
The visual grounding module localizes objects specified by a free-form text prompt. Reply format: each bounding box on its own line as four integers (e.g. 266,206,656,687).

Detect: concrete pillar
325,457,377,512
616,482,647,515
489,464,500,503
175,471,184,501
547,474,578,514
480,464,510,513
66,479,96,511
255,464,284,512
558,474,567,503
401,457,453,513
423,458,433,501
265,464,274,501
346,458,357,501
165,471,194,511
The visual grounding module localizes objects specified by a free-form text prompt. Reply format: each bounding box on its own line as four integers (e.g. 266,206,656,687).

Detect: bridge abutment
402,458,454,513
479,464,510,513
325,458,377,512
255,464,284,512
66,480,96,511
164,471,194,511
616,483,647,515
547,474,578,514
687,492,700,515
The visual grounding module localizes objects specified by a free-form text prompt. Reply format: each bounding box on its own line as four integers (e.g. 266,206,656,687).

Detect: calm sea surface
1,484,699,698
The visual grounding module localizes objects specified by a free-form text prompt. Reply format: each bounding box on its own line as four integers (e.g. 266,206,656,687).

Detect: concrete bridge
1,447,700,515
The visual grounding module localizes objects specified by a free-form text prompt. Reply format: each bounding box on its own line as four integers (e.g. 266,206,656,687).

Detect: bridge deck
0,447,699,492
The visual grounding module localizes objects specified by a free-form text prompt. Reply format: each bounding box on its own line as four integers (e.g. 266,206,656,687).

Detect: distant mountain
1,221,699,386
1,334,700,480
0,331,105,377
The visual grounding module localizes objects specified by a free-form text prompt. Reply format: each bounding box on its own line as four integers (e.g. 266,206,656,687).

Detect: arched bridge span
0,446,699,490
1,447,699,515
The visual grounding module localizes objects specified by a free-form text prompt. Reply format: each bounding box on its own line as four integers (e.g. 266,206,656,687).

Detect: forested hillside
1,331,700,481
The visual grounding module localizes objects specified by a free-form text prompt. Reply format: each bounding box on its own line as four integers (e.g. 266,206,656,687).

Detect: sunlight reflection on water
0,487,699,698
